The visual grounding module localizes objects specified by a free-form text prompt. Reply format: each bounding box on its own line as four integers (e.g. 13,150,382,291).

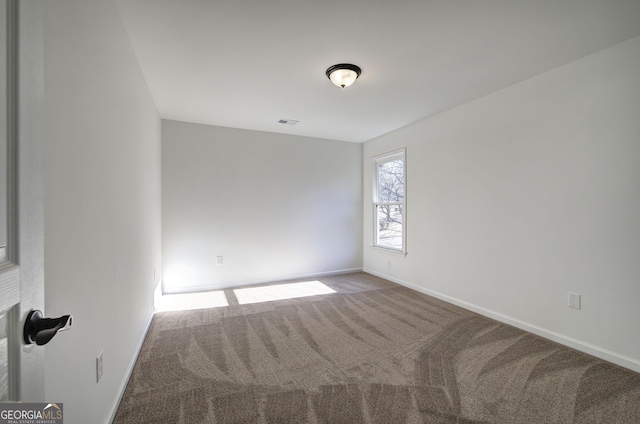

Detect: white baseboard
106,312,155,424
162,267,364,295
364,268,640,374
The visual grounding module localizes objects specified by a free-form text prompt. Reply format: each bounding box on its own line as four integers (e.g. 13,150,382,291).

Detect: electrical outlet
387,260,392,268
96,351,103,383
568,292,581,310
216,256,223,265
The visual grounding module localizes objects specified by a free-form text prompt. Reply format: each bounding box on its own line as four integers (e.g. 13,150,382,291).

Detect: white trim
161,267,364,295
106,312,154,424
372,147,406,254
364,268,640,374
371,149,404,163
369,245,408,257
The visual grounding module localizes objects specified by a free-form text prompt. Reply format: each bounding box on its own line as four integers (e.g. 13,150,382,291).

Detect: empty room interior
10,0,640,423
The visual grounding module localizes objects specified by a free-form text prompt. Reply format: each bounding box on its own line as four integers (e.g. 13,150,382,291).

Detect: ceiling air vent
278,119,299,126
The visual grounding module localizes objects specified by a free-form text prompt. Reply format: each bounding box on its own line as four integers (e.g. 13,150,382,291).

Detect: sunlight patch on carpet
234,280,336,305
157,290,229,312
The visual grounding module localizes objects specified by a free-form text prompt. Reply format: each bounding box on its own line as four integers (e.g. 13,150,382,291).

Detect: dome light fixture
326,63,361,88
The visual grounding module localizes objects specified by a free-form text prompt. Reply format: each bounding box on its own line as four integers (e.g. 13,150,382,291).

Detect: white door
0,0,45,402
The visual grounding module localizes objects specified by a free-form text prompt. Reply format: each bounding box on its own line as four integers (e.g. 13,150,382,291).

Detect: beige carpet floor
113,272,640,423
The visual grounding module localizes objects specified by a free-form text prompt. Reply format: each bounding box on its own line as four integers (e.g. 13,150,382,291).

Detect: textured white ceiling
115,0,640,142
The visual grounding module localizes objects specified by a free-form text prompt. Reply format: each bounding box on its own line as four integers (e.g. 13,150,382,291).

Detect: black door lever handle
23,309,73,346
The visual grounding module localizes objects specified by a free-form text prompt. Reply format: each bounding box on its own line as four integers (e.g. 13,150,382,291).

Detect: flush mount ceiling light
326,63,361,88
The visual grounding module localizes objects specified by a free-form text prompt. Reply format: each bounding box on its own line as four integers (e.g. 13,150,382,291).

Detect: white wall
43,1,161,423
162,120,362,293
364,36,640,372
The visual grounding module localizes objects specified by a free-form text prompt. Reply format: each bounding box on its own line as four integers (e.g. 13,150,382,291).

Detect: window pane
376,204,403,249
377,159,404,203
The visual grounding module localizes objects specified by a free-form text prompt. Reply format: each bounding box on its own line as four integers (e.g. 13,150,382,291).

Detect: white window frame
372,148,406,255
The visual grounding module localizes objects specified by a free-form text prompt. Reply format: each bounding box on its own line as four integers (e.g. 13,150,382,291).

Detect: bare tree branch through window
374,150,405,251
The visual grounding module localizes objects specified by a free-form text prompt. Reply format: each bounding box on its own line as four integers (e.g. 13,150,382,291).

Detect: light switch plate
96,351,103,382
568,292,581,310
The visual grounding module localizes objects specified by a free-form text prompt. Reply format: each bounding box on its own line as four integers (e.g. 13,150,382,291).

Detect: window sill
369,245,408,257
